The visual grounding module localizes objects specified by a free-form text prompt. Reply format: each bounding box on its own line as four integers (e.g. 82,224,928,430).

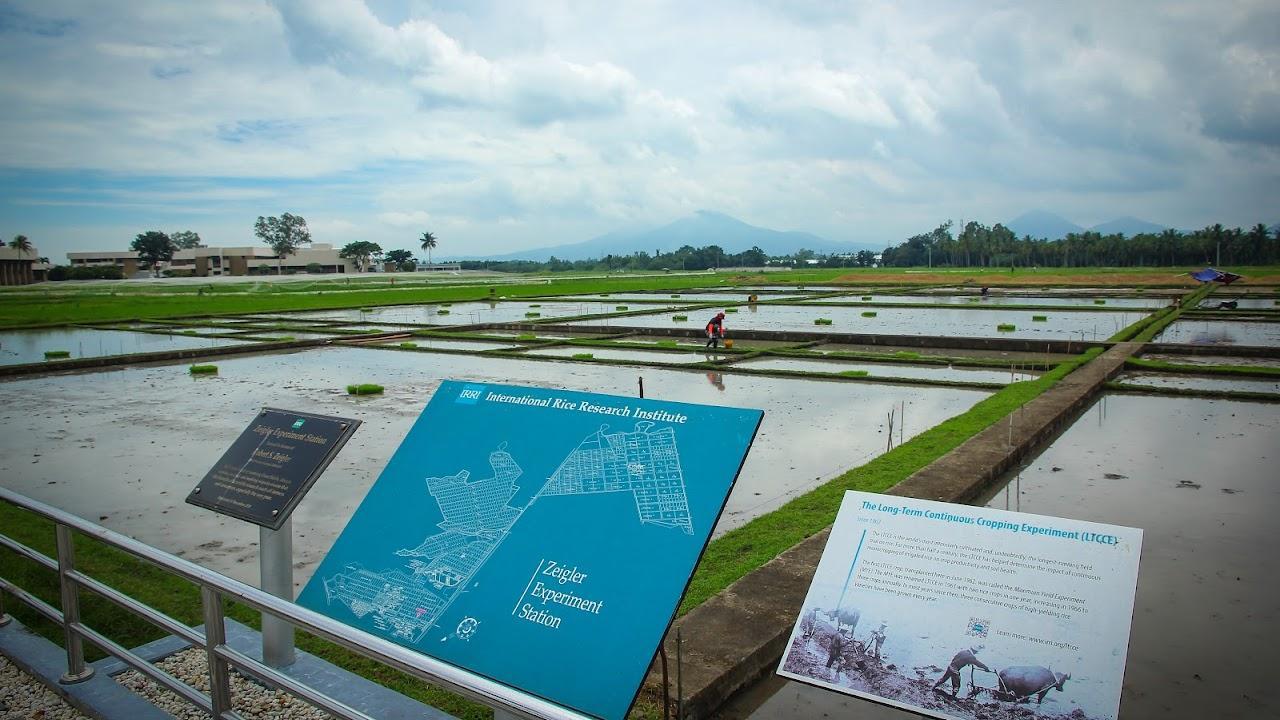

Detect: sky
0,0,1276,262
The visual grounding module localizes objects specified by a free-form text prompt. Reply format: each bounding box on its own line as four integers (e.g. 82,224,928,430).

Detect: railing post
0,585,11,626
54,524,94,683
260,518,296,667
201,586,234,716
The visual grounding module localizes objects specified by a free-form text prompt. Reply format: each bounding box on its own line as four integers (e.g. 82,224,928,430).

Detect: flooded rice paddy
980,395,1279,719
369,338,519,351
1154,320,1280,347
521,346,715,364
1139,353,1280,368
573,304,1146,340
1114,371,1280,394
802,294,1165,308
0,346,987,590
736,357,1039,384
272,300,689,325
0,327,251,365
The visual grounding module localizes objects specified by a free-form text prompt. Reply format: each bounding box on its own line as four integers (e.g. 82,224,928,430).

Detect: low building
0,246,41,285
67,251,141,276
416,262,462,272
171,244,354,276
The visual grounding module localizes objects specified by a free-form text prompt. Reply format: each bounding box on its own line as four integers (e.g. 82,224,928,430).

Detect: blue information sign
297,380,763,719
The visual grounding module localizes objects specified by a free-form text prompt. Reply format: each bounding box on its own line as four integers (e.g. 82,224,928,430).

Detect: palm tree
419,231,437,266
8,235,32,258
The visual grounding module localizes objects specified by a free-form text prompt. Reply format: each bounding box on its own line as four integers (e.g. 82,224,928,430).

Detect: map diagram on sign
322,421,690,642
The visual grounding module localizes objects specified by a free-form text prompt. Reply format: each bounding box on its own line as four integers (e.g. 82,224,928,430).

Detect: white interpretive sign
778,491,1142,720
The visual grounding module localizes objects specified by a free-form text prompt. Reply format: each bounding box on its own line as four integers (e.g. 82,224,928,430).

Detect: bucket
724,339,734,349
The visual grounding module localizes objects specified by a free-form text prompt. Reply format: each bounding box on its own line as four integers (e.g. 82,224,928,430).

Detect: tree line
879,221,1280,268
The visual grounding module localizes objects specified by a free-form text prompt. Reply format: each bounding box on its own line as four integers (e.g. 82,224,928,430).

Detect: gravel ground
0,655,90,720
114,648,331,720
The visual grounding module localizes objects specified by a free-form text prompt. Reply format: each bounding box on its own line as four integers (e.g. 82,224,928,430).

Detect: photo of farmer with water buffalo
777,491,1142,720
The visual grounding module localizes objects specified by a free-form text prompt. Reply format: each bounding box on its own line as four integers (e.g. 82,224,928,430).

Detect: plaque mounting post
260,517,296,667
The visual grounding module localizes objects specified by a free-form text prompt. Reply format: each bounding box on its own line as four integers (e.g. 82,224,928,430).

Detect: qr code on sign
966,618,990,638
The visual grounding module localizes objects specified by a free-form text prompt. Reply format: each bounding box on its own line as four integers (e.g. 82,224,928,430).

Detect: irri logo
456,384,486,404
292,418,305,429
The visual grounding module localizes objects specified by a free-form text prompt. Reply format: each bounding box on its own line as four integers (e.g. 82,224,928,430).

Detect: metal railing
0,487,593,720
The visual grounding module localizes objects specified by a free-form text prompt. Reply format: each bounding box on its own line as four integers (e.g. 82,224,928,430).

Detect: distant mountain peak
454,211,881,261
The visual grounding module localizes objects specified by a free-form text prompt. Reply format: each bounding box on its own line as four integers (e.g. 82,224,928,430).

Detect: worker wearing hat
705,311,727,349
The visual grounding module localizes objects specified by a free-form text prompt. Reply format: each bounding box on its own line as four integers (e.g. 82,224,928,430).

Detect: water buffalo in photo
997,666,1070,704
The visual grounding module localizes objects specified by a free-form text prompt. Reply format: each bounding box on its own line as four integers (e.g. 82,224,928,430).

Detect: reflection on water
577,304,1147,341
1155,320,1280,347
0,347,986,591
978,395,1279,719
1115,371,1280,394
0,327,249,365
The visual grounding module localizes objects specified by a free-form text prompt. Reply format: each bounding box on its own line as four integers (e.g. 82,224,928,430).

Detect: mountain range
447,210,883,261
1004,211,1169,240
447,209,1202,262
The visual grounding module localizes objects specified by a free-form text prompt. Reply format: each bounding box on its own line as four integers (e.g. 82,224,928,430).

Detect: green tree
170,230,203,249
339,241,383,272
419,231,438,264
130,231,175,277
8,234,32,258
384,248,416,272
254,213,311,274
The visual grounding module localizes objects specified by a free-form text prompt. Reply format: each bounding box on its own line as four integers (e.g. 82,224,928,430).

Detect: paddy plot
572,304,1147,340
0,327,252,365
0,346,986,589
1154,320,1280,347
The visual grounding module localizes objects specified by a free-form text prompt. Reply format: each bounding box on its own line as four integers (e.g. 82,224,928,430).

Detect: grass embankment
677,346,1103,613
1108,284,1212,342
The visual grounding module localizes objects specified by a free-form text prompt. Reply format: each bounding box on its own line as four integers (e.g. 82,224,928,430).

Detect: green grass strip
814,318,833,325
43,350,70,359
346,383,384,395
188,364,218,375
678,347,1102,614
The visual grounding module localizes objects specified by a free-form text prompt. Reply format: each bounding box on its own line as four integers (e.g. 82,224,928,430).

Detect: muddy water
369,339,518,351
561,292,807,302
268,300,688,325
737,357,1039,384
978,395,1279,719
738,394,1279,720
802,295,1164,308
523,346,714,364
0,347,986,592
574,304,1146,341
1140,353,1280,369
1114,371,1280,394
0,328,250,365
1155,320,1280,347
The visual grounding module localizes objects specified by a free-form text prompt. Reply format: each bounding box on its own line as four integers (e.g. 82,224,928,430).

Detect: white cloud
0,0,1276,262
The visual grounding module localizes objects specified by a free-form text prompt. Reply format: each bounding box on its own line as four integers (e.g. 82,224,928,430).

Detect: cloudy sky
1,0,1276,261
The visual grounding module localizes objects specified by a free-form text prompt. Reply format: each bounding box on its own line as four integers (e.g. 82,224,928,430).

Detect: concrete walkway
641,341,1145,718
